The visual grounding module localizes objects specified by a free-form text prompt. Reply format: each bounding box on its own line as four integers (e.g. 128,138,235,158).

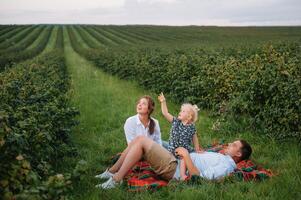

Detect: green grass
60,26,301,199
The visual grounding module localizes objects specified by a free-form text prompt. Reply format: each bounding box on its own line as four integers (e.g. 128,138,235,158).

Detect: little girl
158,92,203,180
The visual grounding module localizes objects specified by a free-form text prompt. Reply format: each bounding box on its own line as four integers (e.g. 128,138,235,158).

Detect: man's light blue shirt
173,152,236,180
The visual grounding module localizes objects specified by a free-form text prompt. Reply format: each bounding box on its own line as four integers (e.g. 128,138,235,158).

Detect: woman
95,96,162,179
124,95,162,145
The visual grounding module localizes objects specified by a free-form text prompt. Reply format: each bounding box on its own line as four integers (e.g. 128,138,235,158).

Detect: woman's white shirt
124,115,162,145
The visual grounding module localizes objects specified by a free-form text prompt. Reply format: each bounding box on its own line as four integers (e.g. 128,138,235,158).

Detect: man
96,135,252,189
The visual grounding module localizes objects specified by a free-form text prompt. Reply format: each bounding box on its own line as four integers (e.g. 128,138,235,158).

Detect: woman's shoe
95,177,122,189
95,168,114,179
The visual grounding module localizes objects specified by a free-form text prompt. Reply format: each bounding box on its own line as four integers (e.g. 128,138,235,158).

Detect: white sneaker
95,168,114,179
95,177,122,189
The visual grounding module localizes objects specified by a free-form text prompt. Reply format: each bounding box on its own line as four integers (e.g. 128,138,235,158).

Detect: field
0,25,300,200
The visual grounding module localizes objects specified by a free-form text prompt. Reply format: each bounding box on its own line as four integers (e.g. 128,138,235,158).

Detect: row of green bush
0,25,35,49
0,25,27,44
69,25,301,140
0,26,46,55
0,39,79,199
0,25,12,35
0,26,53,71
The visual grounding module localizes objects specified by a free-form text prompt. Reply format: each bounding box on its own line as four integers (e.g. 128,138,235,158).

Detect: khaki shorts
144,142,177,181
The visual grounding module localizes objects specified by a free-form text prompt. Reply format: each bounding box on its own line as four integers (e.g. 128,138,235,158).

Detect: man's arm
175,147,200,176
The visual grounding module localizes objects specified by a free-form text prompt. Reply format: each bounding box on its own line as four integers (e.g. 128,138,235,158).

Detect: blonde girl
158,92,203,180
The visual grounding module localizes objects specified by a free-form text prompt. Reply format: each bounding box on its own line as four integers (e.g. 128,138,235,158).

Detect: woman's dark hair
239,140,252,161
139,95,155,135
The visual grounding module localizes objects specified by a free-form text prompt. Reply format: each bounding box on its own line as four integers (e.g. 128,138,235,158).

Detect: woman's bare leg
108,146,130,173
108,136,146,173
113,137,153,182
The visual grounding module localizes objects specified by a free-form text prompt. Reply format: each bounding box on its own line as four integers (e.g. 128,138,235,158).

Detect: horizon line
1,23,301,27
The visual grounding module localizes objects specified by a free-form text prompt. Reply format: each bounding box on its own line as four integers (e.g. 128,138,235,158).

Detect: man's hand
158,92,166,103
175,147,189,158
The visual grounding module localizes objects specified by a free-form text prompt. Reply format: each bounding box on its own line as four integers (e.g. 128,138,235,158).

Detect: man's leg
112,136,153,182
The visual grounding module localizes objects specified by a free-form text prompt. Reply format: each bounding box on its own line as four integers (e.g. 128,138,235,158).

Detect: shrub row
0,48,79,199
0,26,45,55
0,26,36,49
70,27,301,141
0,26,26,43
0,26,53,71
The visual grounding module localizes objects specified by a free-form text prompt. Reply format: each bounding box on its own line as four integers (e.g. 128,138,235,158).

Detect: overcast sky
1,0,300,26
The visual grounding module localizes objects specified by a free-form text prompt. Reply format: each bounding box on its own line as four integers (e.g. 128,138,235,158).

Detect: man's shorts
144,142,177,181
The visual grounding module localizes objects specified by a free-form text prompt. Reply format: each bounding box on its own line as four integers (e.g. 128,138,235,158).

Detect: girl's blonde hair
181,103,200,123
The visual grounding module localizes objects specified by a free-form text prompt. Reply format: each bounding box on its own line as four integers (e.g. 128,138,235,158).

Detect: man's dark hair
239,140,252,161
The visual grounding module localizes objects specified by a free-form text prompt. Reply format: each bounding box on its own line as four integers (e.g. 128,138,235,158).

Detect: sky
0,0,301,26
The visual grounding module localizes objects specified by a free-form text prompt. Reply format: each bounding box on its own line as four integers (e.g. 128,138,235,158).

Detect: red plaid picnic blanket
124,161,168,192
120,143,273,191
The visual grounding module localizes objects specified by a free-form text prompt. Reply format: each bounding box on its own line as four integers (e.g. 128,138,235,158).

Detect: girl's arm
180,159,188,180
193,133,204,153
158,92,173,123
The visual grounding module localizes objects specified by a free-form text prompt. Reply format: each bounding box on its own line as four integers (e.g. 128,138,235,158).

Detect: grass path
63,27,182,199
62,27,301,200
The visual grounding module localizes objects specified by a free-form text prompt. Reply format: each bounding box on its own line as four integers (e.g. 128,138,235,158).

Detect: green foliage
72,160,89,181
0,25,28,44
73,41,300,141
0,50,79,199
0,25,36,49
0,26,45,54
0,26,54,71
226,43,301,140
